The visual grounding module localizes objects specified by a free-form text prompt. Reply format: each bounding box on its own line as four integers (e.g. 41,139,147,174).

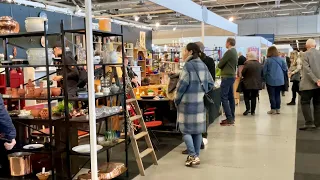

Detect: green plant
147,89,154,93
53,101,73,114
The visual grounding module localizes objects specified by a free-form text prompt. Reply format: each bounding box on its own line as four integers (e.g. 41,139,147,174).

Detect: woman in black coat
241,51,263,116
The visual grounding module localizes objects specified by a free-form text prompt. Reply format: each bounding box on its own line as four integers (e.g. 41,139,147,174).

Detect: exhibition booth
0,0,238,180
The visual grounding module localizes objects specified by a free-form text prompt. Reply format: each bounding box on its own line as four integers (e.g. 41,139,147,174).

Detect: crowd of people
175,38,320,167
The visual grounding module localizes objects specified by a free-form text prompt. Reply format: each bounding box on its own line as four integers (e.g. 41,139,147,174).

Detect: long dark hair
186,43,201,59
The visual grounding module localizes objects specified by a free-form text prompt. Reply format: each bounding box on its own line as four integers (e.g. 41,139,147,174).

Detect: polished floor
134,90,297,180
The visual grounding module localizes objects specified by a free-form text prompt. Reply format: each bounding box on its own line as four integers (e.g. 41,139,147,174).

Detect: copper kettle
8,152,33,176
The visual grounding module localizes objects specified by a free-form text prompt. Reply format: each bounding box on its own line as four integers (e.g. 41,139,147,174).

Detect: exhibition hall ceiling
33,0,320,24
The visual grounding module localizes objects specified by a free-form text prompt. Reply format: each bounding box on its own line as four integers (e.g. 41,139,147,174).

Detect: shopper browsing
299,39,320,131
241,51,263,116
52,43,80,98
175,43,214,167
263,46,288,115
237,52,246,78
196,41,215,148
218,37,237,126
287,51,302,106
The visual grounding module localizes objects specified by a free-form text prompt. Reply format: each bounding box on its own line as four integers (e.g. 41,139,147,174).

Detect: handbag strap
189,61,207,93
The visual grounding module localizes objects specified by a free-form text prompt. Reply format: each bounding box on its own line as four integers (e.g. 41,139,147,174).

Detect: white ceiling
32,0,320,23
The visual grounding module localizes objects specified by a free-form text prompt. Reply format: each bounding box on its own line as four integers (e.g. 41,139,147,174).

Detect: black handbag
236,79,244,93
190,62,214,106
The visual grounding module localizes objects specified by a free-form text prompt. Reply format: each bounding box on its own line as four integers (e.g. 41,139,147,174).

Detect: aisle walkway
134,90,297,180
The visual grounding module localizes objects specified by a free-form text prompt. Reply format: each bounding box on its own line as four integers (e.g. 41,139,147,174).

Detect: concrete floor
134,90,297,180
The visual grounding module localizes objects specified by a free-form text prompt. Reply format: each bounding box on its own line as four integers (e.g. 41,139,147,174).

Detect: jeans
267,85,282,110
300,89,320,127
221,77,236,122
243,89,259,113
183,134,202,157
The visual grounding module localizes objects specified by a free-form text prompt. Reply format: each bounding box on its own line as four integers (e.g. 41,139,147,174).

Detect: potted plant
147,89,154,96
53,101,73,117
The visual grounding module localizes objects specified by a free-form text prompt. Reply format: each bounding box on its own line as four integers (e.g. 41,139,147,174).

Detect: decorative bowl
0,16,16,34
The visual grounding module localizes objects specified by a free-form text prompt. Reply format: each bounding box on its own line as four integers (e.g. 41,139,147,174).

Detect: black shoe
287,101,296,105
251,112,255,116
201,143,205,149
243,110,250,116
299,126,316,131
182,149,188,154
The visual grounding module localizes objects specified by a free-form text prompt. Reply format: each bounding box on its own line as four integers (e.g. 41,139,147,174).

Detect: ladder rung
129,115,142,121
140,148,154,158
126,98,136,103
134,131,148,140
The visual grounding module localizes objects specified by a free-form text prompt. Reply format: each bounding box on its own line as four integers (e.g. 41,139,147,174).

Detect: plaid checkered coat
175,57,214,134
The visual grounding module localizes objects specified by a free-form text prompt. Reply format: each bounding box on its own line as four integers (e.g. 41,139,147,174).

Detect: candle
42,167,45,174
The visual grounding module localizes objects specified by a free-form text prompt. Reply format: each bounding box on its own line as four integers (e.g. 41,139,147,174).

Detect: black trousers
243,89,259,113
291,81,300,102
301,89,320,126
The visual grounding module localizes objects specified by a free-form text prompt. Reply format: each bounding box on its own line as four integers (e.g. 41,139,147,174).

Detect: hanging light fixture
229,17,234,21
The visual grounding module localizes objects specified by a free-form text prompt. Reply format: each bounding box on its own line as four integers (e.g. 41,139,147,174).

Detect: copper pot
8,152,33,176
31,109,41,118
51,87,61,96
0,16,16,34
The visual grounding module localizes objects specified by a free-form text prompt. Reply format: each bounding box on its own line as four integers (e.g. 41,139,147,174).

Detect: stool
143,111,155,122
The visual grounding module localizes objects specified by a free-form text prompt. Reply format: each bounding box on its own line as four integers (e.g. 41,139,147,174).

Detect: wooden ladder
111,66,158,176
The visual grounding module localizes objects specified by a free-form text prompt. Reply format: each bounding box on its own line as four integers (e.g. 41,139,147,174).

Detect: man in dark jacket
52,44,80,98
196,42,215,147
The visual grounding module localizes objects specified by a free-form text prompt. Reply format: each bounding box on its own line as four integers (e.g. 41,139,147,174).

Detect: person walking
263,46,288,115
299,39,320,131
287,51,302,105
241,51,263,116
218,38,237,126
175,43,214,167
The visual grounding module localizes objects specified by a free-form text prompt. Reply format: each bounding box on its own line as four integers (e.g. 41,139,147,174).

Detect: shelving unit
0,20,129,180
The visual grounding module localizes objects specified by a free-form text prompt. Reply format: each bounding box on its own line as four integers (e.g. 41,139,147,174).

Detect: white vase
25,17,48,32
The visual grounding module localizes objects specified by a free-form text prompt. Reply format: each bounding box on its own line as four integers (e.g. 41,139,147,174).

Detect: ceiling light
155,22,160,27
173,27,177,31
229,17,234,21
302,1,318,4
134,15,140,21
301,11,315,13
118,8,132,10
189,20,198,23
276,13,290,16
244,7,259,10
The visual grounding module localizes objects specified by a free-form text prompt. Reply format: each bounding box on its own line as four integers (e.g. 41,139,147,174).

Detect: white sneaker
192,157,201,165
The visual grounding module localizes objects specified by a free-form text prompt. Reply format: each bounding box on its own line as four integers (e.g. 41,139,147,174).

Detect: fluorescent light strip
301,11,315,13
244,7,259,10
302,2,318,4
118,8,132,10
277,13,290,16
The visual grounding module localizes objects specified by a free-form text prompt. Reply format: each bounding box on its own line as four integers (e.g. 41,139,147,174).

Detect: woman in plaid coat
175,43,214,167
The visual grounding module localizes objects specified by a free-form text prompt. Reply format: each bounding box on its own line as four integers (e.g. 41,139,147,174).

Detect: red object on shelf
10,69,24,88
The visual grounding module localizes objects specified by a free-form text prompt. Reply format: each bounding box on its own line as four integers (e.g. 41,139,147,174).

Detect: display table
136,87,221,130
